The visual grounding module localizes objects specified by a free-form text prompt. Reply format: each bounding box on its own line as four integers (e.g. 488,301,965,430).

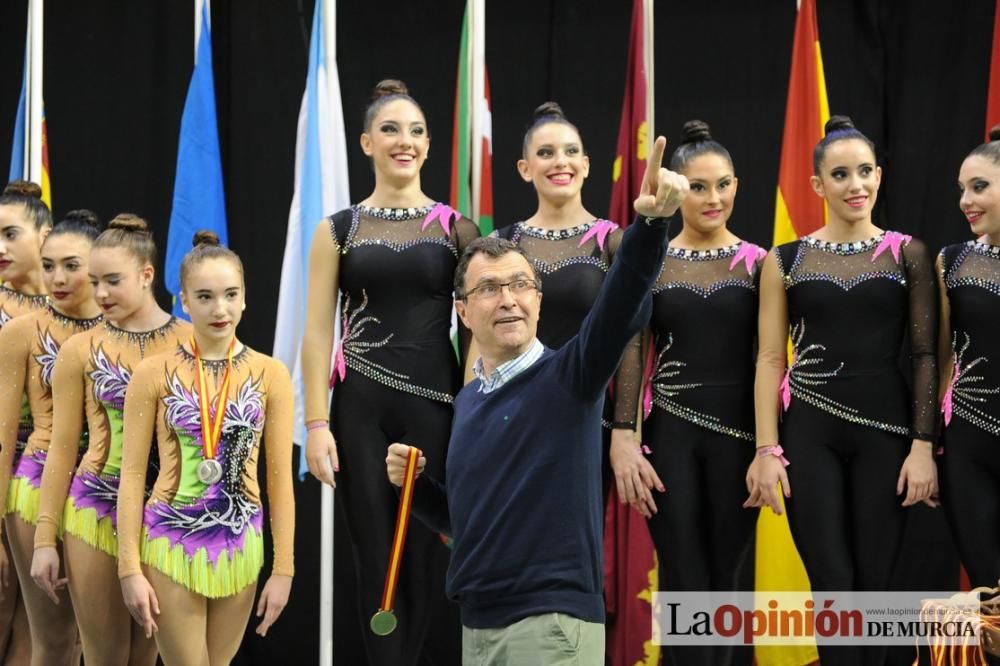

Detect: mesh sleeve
903,239,939,440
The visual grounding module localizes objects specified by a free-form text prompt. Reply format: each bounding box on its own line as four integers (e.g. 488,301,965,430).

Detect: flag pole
27,0,43,186
469,0,485,223
643,0,654,141
319,0,336,659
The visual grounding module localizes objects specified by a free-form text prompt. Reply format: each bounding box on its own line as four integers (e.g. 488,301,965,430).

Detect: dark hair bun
533,101,566,122
63,209,101,230
192,230,221,247
372,79,409,101
680,120,712,145
825,115,856,134
3,180,42,199
989,124,1000,143
107,213,150,233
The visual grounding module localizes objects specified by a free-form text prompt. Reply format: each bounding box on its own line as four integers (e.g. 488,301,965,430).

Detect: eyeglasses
463,278,539,301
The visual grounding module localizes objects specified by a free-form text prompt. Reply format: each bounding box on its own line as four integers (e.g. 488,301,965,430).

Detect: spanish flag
755,1,826,665
772,0,829,245
8,0,52,209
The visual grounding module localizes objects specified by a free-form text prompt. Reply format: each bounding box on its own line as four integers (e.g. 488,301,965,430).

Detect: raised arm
302,218,341,486
560,136,687,398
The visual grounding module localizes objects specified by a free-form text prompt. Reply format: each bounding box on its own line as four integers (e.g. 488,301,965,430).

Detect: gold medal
369,609,397,636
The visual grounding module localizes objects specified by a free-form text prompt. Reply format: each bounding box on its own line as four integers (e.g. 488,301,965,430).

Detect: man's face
456,251,542,362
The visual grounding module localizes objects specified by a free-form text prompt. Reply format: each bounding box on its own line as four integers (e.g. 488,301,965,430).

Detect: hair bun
372,79,409,101
989,124,1000,143
107,213,150,233
680,120,712,145
3,180,42,199
192,230,221,248
533,101,566,122
825,115,856,134
64,209,101,230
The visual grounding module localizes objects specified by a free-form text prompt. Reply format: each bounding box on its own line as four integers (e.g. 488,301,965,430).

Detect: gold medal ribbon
372,446,421,634
192,337,235,462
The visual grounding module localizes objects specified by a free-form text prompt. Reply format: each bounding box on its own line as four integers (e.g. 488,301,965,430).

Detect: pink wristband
306,420,330,432
756,445,790,467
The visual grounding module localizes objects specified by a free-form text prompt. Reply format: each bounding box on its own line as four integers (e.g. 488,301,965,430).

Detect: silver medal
197,458,224,485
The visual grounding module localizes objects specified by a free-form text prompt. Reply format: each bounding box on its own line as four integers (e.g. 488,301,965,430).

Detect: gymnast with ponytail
745,115,938,666
640,120,762,666
117,231,294,665
0,209,103,665
32,214,187,665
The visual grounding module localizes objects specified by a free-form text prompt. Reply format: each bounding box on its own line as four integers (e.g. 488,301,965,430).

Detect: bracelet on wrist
756,444,790,467
306,420,330,432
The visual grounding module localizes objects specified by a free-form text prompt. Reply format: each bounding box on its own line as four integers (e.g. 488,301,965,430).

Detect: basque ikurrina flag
450,0,493,234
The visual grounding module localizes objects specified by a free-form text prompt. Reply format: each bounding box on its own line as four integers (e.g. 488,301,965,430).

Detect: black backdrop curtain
0,1,993,663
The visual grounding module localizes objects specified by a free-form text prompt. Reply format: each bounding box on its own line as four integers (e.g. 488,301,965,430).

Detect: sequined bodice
775,233,937,438
652,242,761,384
330,205,480,402
941,241,1000,437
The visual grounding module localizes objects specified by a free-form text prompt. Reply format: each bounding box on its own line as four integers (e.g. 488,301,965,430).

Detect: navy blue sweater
412,217,670,629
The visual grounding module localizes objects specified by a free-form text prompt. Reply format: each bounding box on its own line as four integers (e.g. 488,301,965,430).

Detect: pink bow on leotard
871,231,912,264
578,220,619,251
729,242,767,275
421,203,460,236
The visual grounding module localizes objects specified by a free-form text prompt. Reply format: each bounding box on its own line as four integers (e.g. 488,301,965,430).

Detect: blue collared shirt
472,338,545,394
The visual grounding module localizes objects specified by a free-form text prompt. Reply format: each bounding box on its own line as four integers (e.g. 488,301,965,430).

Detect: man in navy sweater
387,136,687,664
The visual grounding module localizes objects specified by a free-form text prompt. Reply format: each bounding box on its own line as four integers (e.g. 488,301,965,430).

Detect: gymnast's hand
121,574,159,638
256,574,292,637
386,444,427,487
609,429,664,519
897,439,939,508
30,547,67,604
306,426,340,488
633,135,690,219
744,450,791,515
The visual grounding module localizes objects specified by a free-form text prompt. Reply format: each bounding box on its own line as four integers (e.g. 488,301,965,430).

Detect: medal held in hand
192,337,235,486
371,445,422,636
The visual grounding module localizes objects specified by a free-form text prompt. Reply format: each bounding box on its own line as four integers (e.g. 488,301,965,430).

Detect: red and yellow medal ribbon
192,337,235,461
374,446,421,630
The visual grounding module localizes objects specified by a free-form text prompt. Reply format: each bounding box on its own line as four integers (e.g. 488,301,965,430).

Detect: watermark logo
653,591,985,647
